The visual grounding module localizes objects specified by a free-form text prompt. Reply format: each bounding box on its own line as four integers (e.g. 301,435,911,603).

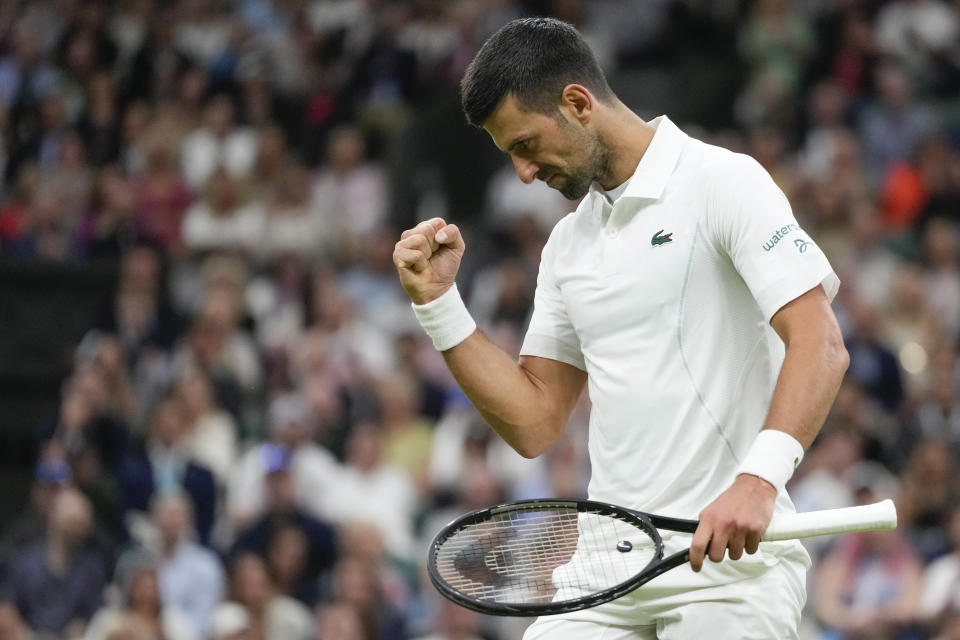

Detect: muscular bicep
518,355,588,431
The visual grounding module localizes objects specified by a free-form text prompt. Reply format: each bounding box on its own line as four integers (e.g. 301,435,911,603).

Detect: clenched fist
393,217,465,305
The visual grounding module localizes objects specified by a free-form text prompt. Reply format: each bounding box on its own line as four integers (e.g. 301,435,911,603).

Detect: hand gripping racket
427,498,897,616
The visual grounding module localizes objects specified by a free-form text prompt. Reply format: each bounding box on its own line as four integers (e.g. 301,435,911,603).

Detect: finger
401,218,446,241
727,532,746,561
435,223,464,252
689,522,712,572
744,531,762,556
394,248,427,272
707,529,728,564
397,234,435,260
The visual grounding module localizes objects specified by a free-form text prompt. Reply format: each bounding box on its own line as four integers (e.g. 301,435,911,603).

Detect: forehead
483,94,558,152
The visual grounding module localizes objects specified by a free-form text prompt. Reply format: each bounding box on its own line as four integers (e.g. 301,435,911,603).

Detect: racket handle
761,499,898,541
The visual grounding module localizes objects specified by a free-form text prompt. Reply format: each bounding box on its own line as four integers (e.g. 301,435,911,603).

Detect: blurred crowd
0,0,958,639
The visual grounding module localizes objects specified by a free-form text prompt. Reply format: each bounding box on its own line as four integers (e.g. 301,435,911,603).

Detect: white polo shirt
520,116,839,522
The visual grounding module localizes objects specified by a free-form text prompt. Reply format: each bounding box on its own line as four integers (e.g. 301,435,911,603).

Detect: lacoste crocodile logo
651,229,673,246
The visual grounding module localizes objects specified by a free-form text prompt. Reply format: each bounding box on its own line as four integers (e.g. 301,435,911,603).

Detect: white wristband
736,430,805,491
411,284,477,351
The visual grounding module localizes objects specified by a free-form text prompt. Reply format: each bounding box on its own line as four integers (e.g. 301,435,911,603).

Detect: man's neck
595,102,656,190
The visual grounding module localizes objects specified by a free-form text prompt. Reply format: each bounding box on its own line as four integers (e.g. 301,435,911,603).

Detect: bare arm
689,285,849,570
443,340,586,458
394,218,586,458
763,286,850,449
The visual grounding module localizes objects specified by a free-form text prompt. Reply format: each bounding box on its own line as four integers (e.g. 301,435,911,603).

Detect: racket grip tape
761,499,898,541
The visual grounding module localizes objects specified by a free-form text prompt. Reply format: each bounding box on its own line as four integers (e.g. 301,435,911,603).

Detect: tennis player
394,18,849,639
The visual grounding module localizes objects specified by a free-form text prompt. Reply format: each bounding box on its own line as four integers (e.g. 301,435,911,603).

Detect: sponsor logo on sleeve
761,223,810,252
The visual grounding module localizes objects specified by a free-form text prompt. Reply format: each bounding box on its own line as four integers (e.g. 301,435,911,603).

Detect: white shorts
522,536,808,640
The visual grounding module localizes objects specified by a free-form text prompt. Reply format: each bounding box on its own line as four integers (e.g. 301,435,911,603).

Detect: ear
559,84,594,125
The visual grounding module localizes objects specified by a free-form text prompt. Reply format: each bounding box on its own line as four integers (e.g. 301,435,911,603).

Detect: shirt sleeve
706,153,839,322
519,223,586,371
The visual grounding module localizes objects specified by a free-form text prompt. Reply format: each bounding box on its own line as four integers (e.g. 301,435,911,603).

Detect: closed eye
510,138,533,154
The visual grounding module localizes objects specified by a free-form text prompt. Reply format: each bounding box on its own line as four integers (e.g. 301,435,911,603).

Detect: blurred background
0,0,958,639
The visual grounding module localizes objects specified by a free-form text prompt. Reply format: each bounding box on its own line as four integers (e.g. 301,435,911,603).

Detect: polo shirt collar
590,115,687,203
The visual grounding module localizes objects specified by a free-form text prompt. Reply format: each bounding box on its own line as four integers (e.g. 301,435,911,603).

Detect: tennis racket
427,498,897,616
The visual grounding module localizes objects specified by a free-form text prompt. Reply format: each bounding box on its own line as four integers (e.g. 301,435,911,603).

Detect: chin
559,183,590,200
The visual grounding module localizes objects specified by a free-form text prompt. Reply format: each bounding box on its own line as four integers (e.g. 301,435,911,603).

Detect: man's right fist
393,217,465,305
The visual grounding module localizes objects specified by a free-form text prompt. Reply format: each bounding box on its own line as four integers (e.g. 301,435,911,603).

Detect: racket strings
433,507,658,606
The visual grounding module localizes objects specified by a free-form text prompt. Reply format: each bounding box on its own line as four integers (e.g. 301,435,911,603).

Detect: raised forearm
393,218,584,458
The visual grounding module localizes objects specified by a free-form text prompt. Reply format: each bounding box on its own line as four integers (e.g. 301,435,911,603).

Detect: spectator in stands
2,488,106,638
151,492,224,639
173,364,238,485
919,502,960,636
77,71,120,168
0,21,59,181
131,134,192,253
248,123,294,202
326,553,406,640
218,553,313,640
735,0,816,128
908,342,960,452
2,447,72,552
93,241,181,362
860,62,938,183
40,362,130,477
181,166,265,255
321,421,416,562
899,440,957,561
245,253,310,388
227,392,342,529
114,394,216,544
834,200,902,311
880,264,939,395
84,552,196,640
77,166,136,261
376,371,433,494
172,287,262,424
0,19,58,116
921,217,960,339
311,125,388,245
180,94,257,192
844,294,905,414
43,131,93,223
230,450,338,606
9,181,77,261
257,162,328,262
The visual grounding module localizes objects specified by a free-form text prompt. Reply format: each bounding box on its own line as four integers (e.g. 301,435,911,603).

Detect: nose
511,154,539,184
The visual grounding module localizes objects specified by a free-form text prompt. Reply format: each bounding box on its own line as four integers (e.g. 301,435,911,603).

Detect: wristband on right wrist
411,283,477,351
736,429,805,492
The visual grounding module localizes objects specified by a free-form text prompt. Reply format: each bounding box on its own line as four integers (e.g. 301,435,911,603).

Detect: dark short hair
460,17,613,127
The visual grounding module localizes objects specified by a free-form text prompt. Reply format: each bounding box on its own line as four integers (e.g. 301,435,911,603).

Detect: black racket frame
427,498,701,616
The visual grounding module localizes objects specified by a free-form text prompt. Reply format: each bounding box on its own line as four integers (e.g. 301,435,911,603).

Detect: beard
544,127,611,200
